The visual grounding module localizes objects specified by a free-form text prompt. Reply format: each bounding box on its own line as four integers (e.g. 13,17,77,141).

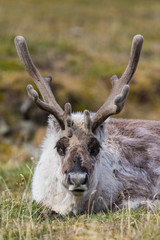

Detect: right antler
15,36,66,129
91,34,144,132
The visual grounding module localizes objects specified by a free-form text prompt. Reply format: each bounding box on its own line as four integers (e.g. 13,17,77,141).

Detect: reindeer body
15,34,160,214
32,115,160,214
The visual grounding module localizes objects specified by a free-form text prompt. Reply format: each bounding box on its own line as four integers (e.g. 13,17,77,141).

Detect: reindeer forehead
57,114,97,146
61,112,94,140
61,130,93,146
58,130,100,154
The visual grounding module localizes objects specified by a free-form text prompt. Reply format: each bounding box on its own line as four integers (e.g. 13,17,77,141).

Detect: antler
15,35,143,134
92,34,144,132
14,36,65,129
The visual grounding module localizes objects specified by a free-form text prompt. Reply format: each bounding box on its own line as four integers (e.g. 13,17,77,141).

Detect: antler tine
84,110,92,133
64,103,73,138
120,34,144,84
92,34,144,132
15,36,65,129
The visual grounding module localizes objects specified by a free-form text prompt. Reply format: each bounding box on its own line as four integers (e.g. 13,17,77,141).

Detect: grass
1,162,160,240
1,148,160,237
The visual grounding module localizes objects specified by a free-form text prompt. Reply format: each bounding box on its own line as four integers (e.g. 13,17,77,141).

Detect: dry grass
1,162,160,240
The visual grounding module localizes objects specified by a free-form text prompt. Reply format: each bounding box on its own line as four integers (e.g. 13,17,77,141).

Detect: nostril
67,173,74,185
81,173,88,185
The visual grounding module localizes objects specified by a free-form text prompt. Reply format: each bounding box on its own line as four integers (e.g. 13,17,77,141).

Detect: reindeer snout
67,172,88,186
66,153,89,194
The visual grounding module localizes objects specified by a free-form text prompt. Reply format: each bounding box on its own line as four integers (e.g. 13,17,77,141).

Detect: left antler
15,36,66,129
91,34,144,132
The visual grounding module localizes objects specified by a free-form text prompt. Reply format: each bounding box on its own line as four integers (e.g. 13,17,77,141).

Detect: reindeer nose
67,172,88,186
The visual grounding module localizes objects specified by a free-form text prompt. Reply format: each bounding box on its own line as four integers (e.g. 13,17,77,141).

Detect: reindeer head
54,114,101,196
15,35,143,196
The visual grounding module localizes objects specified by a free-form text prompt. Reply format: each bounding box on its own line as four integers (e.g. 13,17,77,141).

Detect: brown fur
105,118,160,205
62,148,95,175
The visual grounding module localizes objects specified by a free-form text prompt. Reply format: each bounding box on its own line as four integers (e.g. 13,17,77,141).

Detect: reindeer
15,35,160,214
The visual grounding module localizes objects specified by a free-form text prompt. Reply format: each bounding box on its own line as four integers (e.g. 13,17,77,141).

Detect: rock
18,120,36,140
0,118,11,136
20,97,32,119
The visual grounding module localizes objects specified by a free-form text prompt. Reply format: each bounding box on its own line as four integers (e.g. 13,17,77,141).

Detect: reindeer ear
48,115,61,132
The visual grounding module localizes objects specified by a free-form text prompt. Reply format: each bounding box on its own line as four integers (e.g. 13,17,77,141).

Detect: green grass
1,163,160,240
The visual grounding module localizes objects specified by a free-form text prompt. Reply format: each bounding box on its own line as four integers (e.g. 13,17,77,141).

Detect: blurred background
0,0,160,165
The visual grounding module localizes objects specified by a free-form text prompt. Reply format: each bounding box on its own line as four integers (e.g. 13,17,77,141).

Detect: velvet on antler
15,34,143,134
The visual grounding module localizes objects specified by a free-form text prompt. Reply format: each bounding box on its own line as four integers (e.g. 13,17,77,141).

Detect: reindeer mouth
72,189,85,194
69,186,88,196
73,189,85,192
71,189,86,196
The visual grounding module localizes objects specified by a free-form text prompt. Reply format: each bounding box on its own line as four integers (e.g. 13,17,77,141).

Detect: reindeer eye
56,146,66,156
55,137,69,156
88,137,101,157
